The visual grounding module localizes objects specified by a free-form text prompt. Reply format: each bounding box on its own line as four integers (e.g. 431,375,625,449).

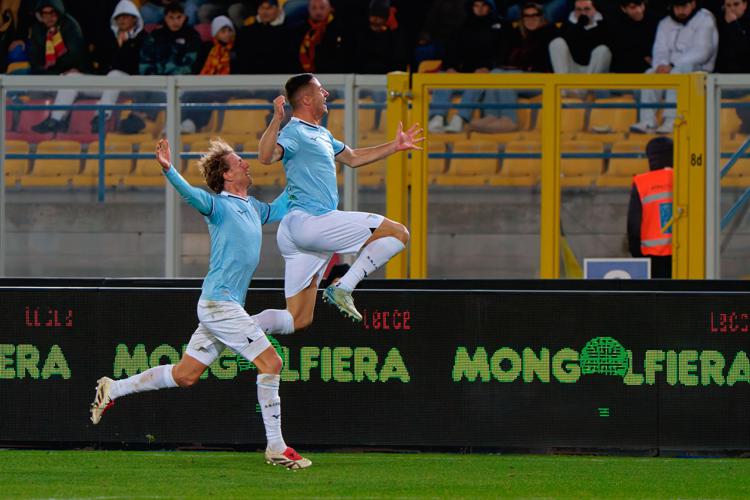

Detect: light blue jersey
164,166,288,306
276,117,346,215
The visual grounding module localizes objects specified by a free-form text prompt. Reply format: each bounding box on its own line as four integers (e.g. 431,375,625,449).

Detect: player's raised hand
394,122,425,152
156,138,171,170
272,95,286,122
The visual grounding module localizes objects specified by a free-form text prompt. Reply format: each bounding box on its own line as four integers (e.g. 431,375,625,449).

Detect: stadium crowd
0,0,749,135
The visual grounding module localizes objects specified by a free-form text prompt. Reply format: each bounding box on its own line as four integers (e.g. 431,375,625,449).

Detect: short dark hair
646,137,673,171
164,1,185,15
285,73,315,108
619,0,644,6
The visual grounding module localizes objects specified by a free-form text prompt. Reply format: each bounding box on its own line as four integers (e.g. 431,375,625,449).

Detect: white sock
109,364,178,399
257,373,286,452
252,309,294,335
337,236,405,292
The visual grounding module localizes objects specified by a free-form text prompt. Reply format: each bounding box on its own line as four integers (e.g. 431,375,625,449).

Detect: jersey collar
220,191,249,202
290,116,320,129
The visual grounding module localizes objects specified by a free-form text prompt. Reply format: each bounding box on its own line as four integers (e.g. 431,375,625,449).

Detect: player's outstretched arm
258,95,286,165
337,121,424,168
156,138,213,216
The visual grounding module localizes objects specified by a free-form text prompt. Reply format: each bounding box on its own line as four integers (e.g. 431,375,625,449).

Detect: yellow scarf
200,40,233,75
44,26,67,69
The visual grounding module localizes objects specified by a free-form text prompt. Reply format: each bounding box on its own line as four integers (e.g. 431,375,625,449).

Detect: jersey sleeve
164,165,214,216
328,129,346,155
250,189,289,225
277,127,299,160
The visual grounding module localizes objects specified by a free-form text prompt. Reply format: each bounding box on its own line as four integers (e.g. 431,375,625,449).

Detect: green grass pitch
1,450,750,499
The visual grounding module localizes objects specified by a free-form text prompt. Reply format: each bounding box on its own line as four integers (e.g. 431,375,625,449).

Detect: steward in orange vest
627,137,673,278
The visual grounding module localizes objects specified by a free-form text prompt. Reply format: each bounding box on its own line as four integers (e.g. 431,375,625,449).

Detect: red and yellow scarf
44,26,67,69
299,13,333,73
200,40,233,75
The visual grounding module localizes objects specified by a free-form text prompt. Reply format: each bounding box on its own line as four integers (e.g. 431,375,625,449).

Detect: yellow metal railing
385,72,706,279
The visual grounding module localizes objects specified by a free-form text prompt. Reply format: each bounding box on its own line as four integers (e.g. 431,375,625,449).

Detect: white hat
210,15,234,37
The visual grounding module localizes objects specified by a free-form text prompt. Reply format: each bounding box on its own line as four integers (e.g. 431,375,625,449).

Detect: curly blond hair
197,138,235,193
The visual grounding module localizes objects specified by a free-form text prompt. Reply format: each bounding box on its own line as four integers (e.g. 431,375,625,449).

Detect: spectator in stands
470,2,557,133
716,0,750,133
627,136,673,278
356,0,408,129
139,0,172,25
415,0,467,63
427,0,507,134
716,0,750,73
139,2,201,75
74,0,148,133
610,0,659,73
548,0,612,76
27,0,91,133
234,0,295,75
630,0,718,134
28,0,90,76
4,0,35,75
506,0,572,23
292,0,352,73
184,0,250,27
180,15,237,133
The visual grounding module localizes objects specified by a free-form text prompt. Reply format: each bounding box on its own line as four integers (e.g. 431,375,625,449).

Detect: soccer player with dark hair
252,73,422,335
90,138,311,469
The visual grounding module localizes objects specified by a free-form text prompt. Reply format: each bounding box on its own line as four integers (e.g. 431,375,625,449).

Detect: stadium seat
721,101,743,139
578,96,637,144
105,132,154,145
217,99,270,144
73,141,133,187
720,138,750,188
467,96,537,143
19,140,81,186
4,140,30,186
435,140,499,185
182,140,209,186
560,140,603,187
357,159,386,186
324,98,346,139
596,141,648,188
193,23,212,42
234,141,284,186
623,132,661,145
122,141,166,187
526,98,584,141
56,99,116,143
6,99,55,143
490,140,540,186
417,59,442,73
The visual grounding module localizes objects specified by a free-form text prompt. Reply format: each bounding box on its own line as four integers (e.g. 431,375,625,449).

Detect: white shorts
277,209,384,297
184,300,272,366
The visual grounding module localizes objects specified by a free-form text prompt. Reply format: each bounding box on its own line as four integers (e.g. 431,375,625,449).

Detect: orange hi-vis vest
633,168,673,256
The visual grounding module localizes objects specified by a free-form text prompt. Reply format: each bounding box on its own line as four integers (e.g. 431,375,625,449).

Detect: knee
294,312,314,332
264,352,284,374
395,223,410,245
173,371,200,388
549,37,567,53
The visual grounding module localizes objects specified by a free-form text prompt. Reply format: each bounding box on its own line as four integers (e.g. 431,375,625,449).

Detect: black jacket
443,11,507,72
502,23,557,72
28,0,91,74
235,19,296,74
355,26,408,74
291,14,353,73
93,30,147,75
610,11,659,73
557,15,611,66
716,11,750,73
